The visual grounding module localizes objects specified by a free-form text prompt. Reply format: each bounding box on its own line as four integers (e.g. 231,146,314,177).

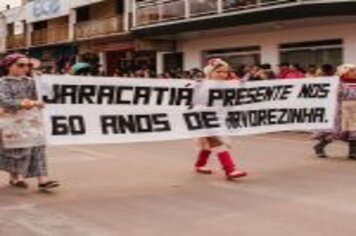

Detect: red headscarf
0,53,27,69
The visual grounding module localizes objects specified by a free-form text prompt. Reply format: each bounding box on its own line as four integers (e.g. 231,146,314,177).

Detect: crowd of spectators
109,62,337,81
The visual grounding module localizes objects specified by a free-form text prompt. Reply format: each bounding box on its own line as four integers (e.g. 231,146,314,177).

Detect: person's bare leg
9,174,28,188
9,173,18,181
38,176,49,184
17,174,25,181
9,173,19,186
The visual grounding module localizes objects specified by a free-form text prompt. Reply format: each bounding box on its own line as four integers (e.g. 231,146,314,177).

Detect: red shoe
226,170,248,180
195,167,213,175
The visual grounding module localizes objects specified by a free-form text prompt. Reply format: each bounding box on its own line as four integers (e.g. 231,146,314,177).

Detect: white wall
2,5,26,23
177,23,356,70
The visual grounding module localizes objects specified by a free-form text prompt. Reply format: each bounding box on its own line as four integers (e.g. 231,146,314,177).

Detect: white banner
36,75,339,146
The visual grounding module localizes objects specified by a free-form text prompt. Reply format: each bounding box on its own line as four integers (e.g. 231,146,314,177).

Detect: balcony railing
6,34,26,49
223,0,298,11
75,16,125,40
134,0,340,27
31,25,69,46
190,0,218,16
136,0,186,25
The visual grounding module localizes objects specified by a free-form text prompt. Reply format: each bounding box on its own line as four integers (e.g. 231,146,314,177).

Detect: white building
2,0,356,75
0,0,133,75
132,0,356,73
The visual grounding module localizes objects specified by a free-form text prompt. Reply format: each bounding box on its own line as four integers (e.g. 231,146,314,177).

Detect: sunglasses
16,63,33,68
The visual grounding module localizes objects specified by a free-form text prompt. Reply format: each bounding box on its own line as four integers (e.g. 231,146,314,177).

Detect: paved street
1,132,356,236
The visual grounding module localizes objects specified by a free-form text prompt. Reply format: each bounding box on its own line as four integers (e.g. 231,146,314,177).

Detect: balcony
133,0,356,36
135,0,300,26
31,25,69,46
75,16,125,40
6,34,27,50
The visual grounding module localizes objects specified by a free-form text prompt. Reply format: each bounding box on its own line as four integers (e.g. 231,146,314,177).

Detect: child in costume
194,58,248,180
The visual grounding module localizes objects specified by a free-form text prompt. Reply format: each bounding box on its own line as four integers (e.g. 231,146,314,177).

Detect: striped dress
0,76,48,178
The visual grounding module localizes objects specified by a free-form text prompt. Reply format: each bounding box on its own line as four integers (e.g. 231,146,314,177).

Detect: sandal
9,180,29,189
38,181,60,190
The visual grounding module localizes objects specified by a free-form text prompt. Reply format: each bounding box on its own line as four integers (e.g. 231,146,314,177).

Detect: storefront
76,38,176,76
77,40,139,76
177,22,356,71
28,44,77,73
106,50,157,75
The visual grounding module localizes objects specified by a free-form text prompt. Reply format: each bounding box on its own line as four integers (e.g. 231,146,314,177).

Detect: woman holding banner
313,64,356,160
194,58,247,180
0,53,59,190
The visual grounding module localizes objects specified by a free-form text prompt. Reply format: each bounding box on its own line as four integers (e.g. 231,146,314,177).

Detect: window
33,21,48,30
7,23,14,35
76,6,90,22
280,39,343,67
203,46,261,70
116,0,124,14
164,52,183,73
190,0,218,16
